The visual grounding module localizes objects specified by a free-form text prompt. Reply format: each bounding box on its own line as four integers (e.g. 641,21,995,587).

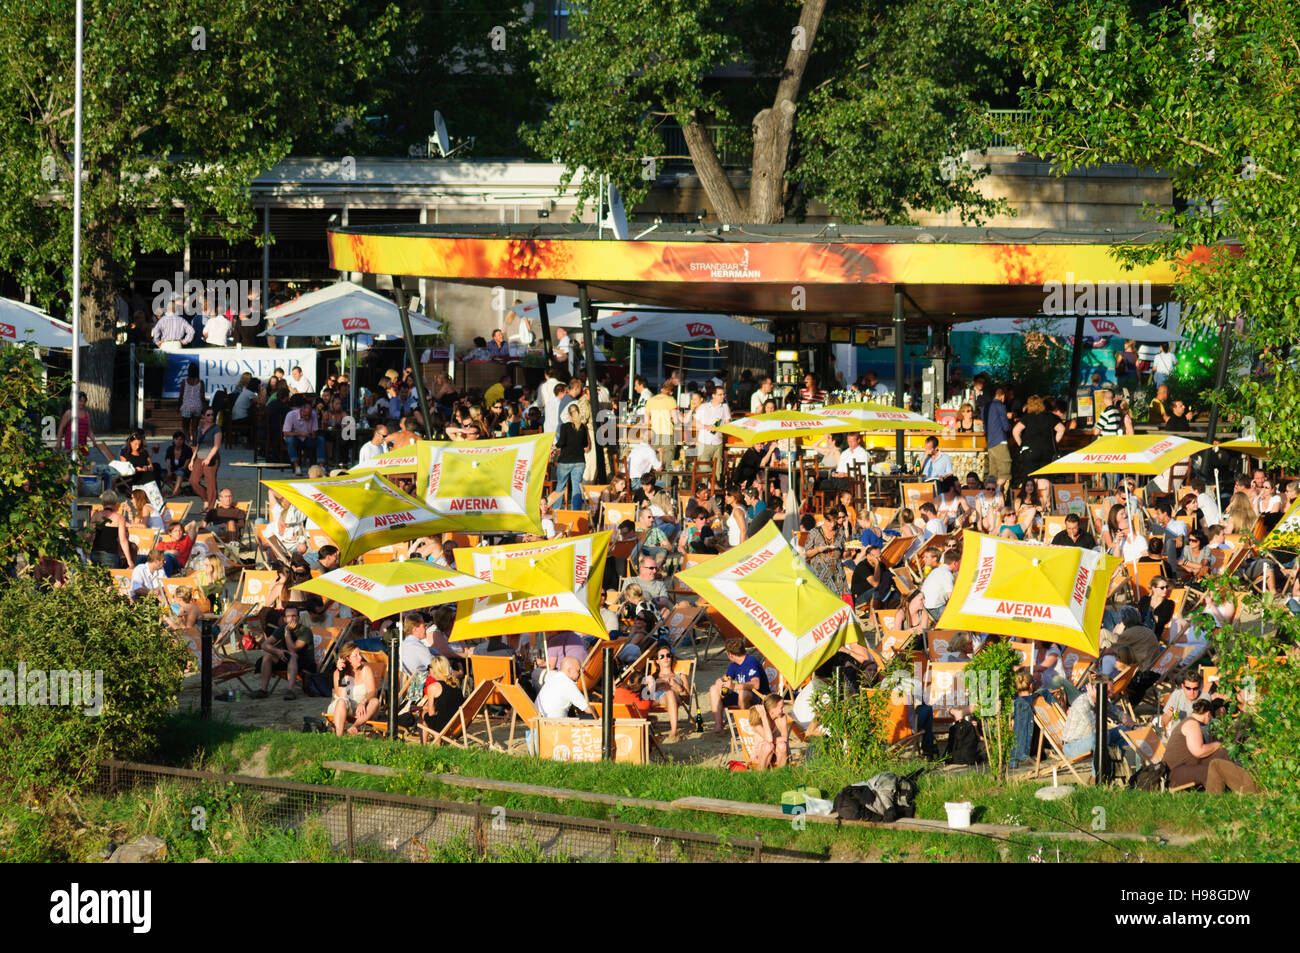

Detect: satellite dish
433,111,451,158
602,179,630,240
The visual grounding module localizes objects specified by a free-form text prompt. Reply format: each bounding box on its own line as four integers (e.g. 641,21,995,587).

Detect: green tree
308,1,547,159
0,1,399,430
972,0,1300,466
0,347,76,565
523,0,1014,224
0,567,189,800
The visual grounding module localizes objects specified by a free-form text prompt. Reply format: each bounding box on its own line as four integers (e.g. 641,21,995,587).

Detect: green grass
130,714,1262,863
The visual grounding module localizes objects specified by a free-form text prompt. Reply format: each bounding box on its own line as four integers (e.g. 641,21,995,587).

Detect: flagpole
69,0,85,522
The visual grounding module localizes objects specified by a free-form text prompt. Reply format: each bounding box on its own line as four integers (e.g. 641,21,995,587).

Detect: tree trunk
80,222,120,433
680,119,746,224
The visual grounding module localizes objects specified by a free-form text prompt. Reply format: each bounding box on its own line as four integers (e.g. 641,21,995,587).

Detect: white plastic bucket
944,801,973,829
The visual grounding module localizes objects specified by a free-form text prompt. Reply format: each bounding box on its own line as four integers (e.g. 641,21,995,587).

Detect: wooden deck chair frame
496,681,537,753
1031,695,1092,785
126,525,158,556
162,500,194,524
663,602,706,657
364,670,414,736
468,653,516,706
1126,560,1164,600
724,706,764,766
177,626,255,691
872,506,899,531
553,509,591,535
901,482,935,508
879,535,913,569
602,501,638,529
575,638,627,698
876,629,914,662
1119,725,1166,771
236,569,280,608
419,678,497,749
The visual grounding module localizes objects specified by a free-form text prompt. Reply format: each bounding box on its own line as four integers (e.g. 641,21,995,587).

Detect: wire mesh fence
93,761,775,862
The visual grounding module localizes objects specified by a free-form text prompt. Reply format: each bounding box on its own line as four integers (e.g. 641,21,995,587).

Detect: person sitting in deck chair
708,638,769,734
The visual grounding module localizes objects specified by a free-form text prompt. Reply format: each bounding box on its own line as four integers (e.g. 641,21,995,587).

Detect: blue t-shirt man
725,653,770,696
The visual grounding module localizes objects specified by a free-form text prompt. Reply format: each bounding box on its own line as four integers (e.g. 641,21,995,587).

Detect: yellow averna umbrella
349,440,435,492
451,532,611,642
263,473,453,564
1217,438,1269,458
936,530,1120,656
419,432,552,535
293,560,515,621
714,410,858,445
1032,434,1211,476
811,401,944,432
675,522,863,686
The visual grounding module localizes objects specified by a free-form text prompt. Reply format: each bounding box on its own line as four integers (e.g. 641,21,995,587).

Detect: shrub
963,639,1020,777
811,668,892,774
0,567,189,800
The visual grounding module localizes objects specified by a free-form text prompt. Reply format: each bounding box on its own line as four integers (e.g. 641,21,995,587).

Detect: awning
326,223,1194,321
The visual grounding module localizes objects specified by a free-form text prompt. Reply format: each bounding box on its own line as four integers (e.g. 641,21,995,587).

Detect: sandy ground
177,635,762,767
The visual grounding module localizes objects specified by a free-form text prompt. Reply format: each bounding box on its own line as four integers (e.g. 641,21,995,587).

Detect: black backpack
945,718,985,765
1128,762,1170,792
833,770,921,823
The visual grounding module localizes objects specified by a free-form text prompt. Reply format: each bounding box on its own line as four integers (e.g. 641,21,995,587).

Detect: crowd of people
54,326,1288,784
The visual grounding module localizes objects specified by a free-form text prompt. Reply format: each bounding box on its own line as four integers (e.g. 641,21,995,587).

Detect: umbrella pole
628,336,636,402
348,333,357,429
388,614,400,740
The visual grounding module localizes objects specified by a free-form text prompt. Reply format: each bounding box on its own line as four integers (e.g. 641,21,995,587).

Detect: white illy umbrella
0,298,87,349
955,315,1182,342
261,281,441,338
593,310,774,343
262,281,442,415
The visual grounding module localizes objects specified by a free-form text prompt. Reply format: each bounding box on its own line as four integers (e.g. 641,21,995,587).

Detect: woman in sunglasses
643,645,691,739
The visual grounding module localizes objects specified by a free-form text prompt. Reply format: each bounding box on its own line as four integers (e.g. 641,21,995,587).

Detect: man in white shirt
919,436,953,482
535,656,595,719
202,310,231,346
863,371,891,398
920,548,959,626
538,367,560,409
918,502,947,538
542,381,566,434
553,328,575,374
1152,502,1189,577
834,432,871,475
750,376,775,413
626,437,662,482
399,612,435,676
1189,476,1221,525
286,365,314,395
130,551,168,602
1152,343,1176,386
694,386,731,465
356,425,390,465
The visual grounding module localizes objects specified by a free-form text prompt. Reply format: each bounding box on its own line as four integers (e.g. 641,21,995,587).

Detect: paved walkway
81,434,295,522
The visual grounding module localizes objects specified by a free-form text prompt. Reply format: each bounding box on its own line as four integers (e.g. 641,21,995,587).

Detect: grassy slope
129,715,1253,862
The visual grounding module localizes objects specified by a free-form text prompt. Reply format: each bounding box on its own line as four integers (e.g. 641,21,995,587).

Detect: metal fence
93,761,784,862
985,109,1034,153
